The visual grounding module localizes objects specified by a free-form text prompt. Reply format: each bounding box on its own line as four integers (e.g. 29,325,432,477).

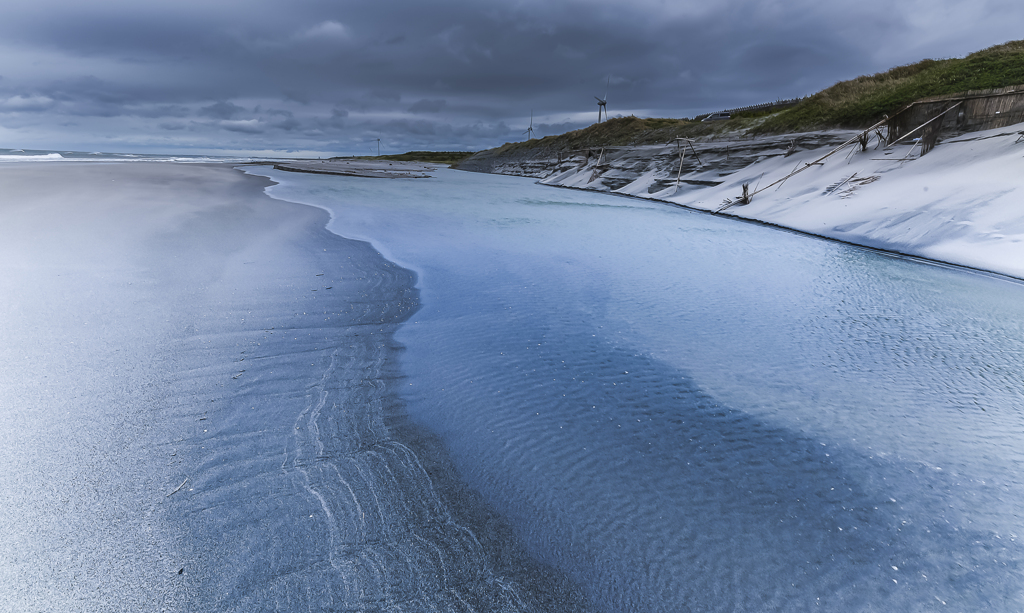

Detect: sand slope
531,125,1024,279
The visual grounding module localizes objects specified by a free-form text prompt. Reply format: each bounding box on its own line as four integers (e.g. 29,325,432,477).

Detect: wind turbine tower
595,76,609,123
524,110,535,140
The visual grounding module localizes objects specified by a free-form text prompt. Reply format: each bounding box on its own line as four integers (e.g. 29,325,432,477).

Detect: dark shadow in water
399,313,1024,612
385,379,594,613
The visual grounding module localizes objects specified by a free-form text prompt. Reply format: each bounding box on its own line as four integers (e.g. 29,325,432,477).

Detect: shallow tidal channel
249,165,1024,612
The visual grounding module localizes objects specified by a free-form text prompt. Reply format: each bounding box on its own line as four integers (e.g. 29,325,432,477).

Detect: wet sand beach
0,163,569,612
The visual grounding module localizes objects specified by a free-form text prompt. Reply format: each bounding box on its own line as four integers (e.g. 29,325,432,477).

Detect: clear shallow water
247,166,1024,612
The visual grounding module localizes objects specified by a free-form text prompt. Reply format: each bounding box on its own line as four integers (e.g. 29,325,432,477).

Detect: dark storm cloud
271,114,302,132
0,0,1021,154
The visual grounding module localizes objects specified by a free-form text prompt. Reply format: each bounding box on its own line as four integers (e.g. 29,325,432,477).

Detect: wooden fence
886,86,1024,148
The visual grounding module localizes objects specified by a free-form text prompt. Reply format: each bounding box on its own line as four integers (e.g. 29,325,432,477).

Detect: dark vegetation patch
471,115,758,163
336,151,477,165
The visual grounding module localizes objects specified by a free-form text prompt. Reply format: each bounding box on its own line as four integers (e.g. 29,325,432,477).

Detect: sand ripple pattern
163,231,545,611
283,338,531,612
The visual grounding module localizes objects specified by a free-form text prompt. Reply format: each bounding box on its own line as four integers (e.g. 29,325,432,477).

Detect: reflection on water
253,166,1024,612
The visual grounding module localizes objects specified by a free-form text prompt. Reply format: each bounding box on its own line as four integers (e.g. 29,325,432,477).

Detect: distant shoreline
269,159,435,178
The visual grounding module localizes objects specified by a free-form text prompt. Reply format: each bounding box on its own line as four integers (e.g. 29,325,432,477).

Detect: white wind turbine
524,110,535,140
595,76,609,123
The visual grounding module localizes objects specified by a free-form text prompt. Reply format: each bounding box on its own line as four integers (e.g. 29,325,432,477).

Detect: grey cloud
314,109,348,131
452,121,515,140
369,90,402,103
554,45,586,61
131,104,191,118
199,101,247,119
219,119,264,133
0,95,56,112
382,118,437,136
408,99,447,113
0,0,1020,154
43,76,132,105
284,91,312,104
63,100,126,118
272,116,302,131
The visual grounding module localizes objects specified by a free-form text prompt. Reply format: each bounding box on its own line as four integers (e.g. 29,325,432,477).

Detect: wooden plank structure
885,86,1024,153
887,102,963,155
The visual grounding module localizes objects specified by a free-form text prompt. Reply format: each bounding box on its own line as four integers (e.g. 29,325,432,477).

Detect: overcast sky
0,0,1021,156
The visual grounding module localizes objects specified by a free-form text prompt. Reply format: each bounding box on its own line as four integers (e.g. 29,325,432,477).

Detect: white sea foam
0,148,269,164
0,152,64,161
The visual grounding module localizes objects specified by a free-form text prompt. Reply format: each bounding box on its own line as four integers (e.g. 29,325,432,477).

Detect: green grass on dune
471,39,1024,159
756,39,1024,132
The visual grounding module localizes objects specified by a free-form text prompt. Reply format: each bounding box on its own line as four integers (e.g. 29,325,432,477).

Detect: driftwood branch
675,148,687,189
748,114,895,201
167,478,189,498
